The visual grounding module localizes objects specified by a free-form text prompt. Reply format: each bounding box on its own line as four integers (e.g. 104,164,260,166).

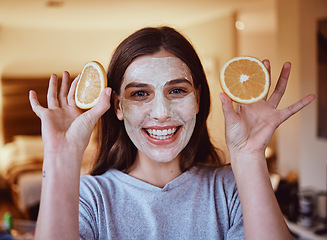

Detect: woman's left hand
220,60,315,158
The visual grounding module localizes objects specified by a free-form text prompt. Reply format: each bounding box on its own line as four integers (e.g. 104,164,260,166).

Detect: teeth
146,128,177,140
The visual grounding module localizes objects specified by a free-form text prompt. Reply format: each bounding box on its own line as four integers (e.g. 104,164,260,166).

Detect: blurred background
0,0,326,238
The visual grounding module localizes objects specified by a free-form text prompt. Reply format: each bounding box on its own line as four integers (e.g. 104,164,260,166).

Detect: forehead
122,55,193,88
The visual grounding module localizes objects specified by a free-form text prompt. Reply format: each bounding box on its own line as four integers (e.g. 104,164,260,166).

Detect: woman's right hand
29,71,112,158
29,71,111,240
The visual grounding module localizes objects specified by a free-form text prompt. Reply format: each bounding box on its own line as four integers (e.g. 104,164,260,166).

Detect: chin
144,151,180,163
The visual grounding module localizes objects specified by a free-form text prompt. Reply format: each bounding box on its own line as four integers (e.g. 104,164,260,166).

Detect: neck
127,151,182,188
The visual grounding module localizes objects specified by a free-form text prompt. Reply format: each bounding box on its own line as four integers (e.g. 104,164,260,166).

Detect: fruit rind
220,56,270,104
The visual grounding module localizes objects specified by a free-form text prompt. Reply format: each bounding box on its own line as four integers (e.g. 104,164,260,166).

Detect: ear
114,93,124,121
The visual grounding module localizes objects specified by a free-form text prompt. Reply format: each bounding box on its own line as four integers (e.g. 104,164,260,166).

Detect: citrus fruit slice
220,56,270,104
75,61,107,109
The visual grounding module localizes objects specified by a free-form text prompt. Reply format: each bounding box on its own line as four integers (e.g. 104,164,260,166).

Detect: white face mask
116,52,199,163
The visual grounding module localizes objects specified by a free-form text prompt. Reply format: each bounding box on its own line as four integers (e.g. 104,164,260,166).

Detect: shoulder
79,171,120,239
192,164,238,194
190,165,241,214
80,169,118,197
215,164,237,185
193,164,236,183
81,169,115,184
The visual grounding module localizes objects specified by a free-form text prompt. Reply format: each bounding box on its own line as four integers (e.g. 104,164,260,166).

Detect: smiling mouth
144,127,180,140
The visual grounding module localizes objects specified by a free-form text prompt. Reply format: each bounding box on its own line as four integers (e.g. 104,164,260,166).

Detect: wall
0,26,132,146
299,0,327,192
0,14,237,157
184,13,237,159
0,26,129,78
276,0,302,178
277,0,327,192
236,5,279,157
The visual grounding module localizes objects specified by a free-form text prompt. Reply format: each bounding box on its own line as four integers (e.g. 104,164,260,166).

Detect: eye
131,90,149,98
169,88,188,95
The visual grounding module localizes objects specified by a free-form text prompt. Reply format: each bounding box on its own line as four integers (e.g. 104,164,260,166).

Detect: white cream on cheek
119,56,198,162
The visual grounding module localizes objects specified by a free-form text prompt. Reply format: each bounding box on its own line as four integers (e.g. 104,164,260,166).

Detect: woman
93,26,221,176
29,26,315,239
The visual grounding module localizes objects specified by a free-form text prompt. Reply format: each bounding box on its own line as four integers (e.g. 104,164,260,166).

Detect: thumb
29,90,44,118
88,87,112,121
219,92,238,125
69,87,112,145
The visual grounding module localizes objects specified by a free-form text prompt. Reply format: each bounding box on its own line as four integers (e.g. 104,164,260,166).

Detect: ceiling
0,0,275,31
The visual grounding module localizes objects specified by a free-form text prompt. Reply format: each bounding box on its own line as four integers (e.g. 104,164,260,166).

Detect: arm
29,71,111,240
219,61,315,239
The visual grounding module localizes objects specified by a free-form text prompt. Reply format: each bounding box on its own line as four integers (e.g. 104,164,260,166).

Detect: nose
149,94,171,122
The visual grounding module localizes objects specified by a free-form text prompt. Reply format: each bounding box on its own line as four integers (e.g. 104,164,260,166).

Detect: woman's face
116,50,199,163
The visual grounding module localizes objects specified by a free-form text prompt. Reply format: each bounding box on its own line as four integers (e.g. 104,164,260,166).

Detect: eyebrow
125,82,149,90
124,78,193,90
165,78,193,87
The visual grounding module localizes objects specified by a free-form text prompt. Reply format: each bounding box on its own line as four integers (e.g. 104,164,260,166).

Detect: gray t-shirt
79,166,244,239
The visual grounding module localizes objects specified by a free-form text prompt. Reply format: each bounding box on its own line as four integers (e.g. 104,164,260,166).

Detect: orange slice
75,61,107,109
220,56,269,104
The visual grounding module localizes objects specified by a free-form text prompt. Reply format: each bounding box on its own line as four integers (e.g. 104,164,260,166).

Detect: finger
67,74,80,107
59,71,71,107
268,62,291,108
47,74,60,108
29,90,44,118
87,87,112,123
219,92,238,126
279,94,316,123
262,59,271,101
74,88,112,138
69,88,112,147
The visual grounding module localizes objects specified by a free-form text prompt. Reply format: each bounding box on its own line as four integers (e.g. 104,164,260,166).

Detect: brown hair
91,26,222,175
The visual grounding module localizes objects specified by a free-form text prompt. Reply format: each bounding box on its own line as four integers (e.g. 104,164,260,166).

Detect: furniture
286,218,327,240
0,135,96,218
